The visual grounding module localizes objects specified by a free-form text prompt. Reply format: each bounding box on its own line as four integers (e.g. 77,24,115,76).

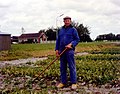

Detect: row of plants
91,47,120,54
0,42,120,93
76,59,119,85
0,53,120,93
76,54,120,61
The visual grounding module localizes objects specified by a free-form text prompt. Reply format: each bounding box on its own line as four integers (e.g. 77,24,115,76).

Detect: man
55,16,80,89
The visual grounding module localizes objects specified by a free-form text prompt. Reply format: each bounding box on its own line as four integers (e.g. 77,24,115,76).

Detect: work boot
57,83,65,88
71,84,77,90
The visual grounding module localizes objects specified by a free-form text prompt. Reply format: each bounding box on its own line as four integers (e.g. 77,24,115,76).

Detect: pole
32,47,67,82
56,14,64,39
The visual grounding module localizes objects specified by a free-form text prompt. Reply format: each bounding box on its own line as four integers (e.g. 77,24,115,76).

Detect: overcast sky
0,0,120,39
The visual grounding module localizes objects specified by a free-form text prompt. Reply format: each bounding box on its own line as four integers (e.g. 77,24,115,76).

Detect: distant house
18,32,47,43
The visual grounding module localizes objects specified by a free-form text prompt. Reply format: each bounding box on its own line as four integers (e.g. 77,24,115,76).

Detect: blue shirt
55,25,80,52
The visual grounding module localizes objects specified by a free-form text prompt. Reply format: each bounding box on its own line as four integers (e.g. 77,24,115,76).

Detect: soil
0,54,120,93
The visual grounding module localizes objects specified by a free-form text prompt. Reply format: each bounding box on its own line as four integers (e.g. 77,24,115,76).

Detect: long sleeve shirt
55,25,80,52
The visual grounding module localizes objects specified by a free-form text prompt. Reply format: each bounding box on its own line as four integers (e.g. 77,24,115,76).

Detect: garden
0,42,120,93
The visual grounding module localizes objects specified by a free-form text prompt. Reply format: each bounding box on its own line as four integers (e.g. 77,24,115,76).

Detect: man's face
63,19,71,26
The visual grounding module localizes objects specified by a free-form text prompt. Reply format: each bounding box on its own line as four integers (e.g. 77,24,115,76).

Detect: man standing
55,16,80,89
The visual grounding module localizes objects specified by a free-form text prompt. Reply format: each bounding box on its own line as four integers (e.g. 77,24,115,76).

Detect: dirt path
0,57,48,68
0,52,88,67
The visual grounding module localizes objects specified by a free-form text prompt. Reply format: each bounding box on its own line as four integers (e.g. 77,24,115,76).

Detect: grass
0,41,119,61
0,43,55,61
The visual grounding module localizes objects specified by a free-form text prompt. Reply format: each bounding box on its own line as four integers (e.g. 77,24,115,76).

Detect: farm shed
0,32,11,51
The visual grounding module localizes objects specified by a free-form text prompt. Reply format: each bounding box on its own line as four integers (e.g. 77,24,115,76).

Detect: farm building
0,32,11,51
11,36,19,44
18,32,47,43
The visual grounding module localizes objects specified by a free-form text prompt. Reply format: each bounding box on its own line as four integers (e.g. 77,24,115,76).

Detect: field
0,42,120,93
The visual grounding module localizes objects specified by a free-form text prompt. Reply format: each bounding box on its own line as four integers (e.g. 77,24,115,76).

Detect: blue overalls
55,25,80,84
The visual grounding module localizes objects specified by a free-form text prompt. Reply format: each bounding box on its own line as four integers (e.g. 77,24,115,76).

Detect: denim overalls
55,25,80,84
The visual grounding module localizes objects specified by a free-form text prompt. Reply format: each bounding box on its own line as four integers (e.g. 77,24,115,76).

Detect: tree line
39,22,120,42
95,33,120,41
44,21,92,42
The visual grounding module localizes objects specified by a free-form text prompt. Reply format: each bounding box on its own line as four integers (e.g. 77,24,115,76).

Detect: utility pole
56,14,64,39
21,27,25,34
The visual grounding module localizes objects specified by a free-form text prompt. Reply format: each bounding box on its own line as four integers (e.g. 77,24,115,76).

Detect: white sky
0,0,120,39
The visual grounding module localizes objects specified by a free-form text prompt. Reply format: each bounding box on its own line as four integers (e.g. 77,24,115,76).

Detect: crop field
0,42,120,93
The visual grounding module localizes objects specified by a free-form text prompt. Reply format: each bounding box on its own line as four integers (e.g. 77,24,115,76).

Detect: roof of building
0,32,11,35
19,32,46,38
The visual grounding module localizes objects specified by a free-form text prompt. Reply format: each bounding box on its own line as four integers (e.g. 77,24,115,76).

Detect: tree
45,21,92,42
45,27,56,40
95,33,116,41
39,29,45,33
72,21,92,42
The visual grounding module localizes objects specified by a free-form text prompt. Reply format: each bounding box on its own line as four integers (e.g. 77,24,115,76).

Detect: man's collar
63,24,73,28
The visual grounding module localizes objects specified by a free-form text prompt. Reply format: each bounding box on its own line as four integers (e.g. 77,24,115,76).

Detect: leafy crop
0,42,120,93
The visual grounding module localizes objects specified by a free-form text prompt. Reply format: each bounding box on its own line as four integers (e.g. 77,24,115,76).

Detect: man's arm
55,34,60,57
71,28,80,48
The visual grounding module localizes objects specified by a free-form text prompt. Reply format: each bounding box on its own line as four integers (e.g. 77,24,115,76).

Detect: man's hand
56,50,60,57
65,43,72,49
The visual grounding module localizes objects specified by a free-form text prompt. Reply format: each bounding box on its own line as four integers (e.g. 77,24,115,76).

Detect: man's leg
67,50,77,84
60,54,67,84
